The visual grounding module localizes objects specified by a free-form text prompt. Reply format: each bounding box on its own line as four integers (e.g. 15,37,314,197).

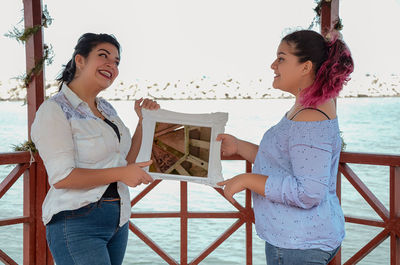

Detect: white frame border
137,109,228,187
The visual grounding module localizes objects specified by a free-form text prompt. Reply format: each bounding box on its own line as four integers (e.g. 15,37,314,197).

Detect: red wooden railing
0,152,33,265
335,152,400,265
129,155,254,265
1,151,400,264
0,152,51,265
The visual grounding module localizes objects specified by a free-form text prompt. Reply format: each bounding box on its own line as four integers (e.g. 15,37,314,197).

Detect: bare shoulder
292,100,337,122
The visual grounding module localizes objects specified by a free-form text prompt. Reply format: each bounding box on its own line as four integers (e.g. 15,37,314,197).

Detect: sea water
1,97,399,264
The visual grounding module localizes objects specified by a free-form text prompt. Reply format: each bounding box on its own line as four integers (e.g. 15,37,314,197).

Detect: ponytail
56,58,76,90
282,30,354,107
300,36,354,107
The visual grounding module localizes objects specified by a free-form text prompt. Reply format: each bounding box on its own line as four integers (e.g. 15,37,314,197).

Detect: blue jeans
265,241,340,265
46,198,129,265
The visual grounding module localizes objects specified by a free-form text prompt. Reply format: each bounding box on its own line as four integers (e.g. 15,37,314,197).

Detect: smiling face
75,42,120,90
270,41,311,95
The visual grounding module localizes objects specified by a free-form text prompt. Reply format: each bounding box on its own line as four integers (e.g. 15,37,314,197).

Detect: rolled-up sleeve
31,100,75,186
265,122,333,209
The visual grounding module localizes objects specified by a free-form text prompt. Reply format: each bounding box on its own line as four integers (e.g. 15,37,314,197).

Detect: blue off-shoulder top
252,115,345,251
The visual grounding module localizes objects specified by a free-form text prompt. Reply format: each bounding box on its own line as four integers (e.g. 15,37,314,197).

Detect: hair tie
325,30,343,47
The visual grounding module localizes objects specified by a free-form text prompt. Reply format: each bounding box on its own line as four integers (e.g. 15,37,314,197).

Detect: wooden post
321,2,340,264
23,0,48,264
245,161,253,265
24,0,45,134
390,166,400,265
328,168,343,265
180,181,188,265
320,0,340,37
23,166,36,265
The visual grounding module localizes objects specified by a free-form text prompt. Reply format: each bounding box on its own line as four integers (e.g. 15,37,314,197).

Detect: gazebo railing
0,152,33,265
1,151,400,264
129,155,254,265
0,152,51,265
334,152,400,265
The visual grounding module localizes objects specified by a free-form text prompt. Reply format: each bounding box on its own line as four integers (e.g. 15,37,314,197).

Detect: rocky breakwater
1,74,399,101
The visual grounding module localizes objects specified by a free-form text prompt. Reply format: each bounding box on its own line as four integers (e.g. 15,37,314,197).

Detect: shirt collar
60,83,86,109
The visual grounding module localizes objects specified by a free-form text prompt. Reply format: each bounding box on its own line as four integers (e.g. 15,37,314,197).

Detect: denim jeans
46,198,128,265
265,241,340,265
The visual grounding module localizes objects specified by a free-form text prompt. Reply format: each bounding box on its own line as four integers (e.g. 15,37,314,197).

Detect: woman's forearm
126,120,143,164
237,140,259,163
53,167,125,189
244,173,268,196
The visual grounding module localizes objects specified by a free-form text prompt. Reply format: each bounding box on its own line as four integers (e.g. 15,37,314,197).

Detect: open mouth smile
98,70,112,79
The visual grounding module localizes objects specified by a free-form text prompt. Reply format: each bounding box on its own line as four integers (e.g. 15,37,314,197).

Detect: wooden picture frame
137,109,228,187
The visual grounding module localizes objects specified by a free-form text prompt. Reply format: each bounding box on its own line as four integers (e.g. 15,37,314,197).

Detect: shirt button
116,150,120,153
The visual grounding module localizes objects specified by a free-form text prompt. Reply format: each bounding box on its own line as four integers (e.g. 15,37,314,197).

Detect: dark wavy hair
282,30,354,107
56,33,121,90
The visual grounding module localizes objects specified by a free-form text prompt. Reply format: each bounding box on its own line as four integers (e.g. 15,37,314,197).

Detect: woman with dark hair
31,33,159,264
217,30,354,265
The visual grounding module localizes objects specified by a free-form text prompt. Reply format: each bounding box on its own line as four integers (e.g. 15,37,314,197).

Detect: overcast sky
1,0,400,83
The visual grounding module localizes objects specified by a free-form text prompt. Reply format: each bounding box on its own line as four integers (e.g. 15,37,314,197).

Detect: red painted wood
23,166,36,265
0,217,31,226
0,152,31,165
214,188,247,212
35,157,48,265
329,247,341,265
127,159,254,264
190,219,245,264
187,212,241,219
23,0,45,137
390,166,400,265
246,161,253,265
132,212,242,218
0,164,29,199
23,0,47,263
246,189,253,265
129,222,179,264
0,157,34,264
0,249,19,265
344,229,389,265
181,181,188,265
131,179,162,207
320,0,339,37
339,163,389,221
341,152,400,167
1,150,400,264
345,216,385,227
330,170,342,265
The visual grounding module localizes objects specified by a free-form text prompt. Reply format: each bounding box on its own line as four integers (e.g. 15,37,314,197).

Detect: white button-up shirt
31,83,132,226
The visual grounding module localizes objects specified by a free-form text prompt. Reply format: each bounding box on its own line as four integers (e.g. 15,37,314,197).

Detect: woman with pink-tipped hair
217,30,354,265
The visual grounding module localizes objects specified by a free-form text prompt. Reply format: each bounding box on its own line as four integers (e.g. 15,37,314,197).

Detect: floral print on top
52,89,117,121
